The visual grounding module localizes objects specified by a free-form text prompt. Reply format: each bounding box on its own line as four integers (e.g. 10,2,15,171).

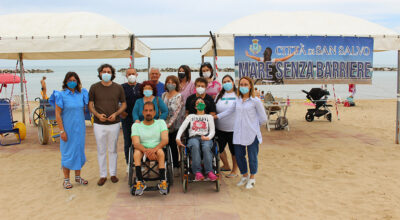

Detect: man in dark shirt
120,68,141,170
185,77,216,115
89,64,126,186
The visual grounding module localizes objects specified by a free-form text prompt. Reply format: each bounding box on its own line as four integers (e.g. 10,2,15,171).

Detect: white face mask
127,75,137,83
196,87,206,95
203,71,211,78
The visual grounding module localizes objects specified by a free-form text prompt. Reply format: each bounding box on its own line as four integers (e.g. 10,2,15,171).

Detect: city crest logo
249,39,262,54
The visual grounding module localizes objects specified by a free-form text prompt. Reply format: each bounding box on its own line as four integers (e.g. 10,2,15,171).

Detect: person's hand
135,120,141,124
201,136,209,141
213,115,218,120
120,112,128,119
97,113,108,122
245,50,250,57
107,113,117,122
60,131,68,142
176,139,185,147
145,149,157,161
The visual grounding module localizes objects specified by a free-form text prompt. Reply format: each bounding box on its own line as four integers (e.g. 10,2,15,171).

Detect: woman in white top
215,75,239,178
215,76,267,189
162,75,185,172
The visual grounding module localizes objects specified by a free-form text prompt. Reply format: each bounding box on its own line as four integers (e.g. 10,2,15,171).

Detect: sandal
226,173,238,178
63,178,73,189
75,176,88,185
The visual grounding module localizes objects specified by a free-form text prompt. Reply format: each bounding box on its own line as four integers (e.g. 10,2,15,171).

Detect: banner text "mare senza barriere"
238,61,372,80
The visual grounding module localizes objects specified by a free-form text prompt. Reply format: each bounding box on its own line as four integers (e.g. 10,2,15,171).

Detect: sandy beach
1,99,400,219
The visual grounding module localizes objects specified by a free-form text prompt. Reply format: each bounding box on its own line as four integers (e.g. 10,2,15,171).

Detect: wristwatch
60,130,65,134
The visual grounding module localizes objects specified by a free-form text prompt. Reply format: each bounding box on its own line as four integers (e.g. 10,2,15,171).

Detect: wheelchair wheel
305,112,314,122
128,147,134,187
326,113,332,122
183,177,188,193
130,177,137,196
214,141,221,192
38,118,49,145
32,107,44,127
166,146,174,187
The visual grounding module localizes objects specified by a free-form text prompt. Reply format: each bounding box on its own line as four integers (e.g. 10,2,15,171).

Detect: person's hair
261,91,264,94
215,74,237,103
140,80,157,97
165,75,180,92
194,77,208,87
199,62,215,80
263,47,272,62
62,72,82,92
126,67,137,73
43,76,46,79
97,63,116,81
237,76,255,98
143,101,155,110
178,65,191,82
150,67,160,74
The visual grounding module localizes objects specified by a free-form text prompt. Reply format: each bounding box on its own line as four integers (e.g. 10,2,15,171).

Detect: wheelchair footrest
144,186,159,191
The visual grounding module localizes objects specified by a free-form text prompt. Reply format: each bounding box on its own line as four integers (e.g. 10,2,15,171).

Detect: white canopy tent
201,11,400,56
0,12,151,123
201,11,400,143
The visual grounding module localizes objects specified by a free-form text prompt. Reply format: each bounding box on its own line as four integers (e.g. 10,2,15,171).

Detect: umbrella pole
19,53,25,124
396,50,400,144
148,57,151,79
130,35,135,68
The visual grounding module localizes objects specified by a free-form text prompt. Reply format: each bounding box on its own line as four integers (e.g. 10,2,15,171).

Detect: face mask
196,87,205,95
166,84,176,92
67,81,77,89
178,72,186,79
239,87,250,95
143,90,153,97
127,75,137,83
102,73,111,82
203,71,211,78
196,102,206,111
223,82,233,91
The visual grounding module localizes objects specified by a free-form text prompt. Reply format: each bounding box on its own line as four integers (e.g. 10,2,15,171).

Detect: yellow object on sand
14,122,26,140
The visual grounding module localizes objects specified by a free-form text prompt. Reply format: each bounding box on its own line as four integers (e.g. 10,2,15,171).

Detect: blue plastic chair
0,99,21,146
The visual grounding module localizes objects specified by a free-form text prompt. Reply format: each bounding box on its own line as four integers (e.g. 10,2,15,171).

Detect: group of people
51,62,267,194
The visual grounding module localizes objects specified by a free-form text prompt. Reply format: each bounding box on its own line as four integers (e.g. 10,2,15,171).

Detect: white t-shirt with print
215,92,237,132
176,114,215,140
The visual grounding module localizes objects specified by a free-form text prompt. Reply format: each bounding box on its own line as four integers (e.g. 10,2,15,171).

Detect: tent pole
209,31,217,75
19,53,25,124
130,35,135,68
201,55,204,64
396,50,400,144
148,57,151,79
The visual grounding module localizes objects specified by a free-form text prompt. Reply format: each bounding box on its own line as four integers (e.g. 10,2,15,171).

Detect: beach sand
1,99,400,219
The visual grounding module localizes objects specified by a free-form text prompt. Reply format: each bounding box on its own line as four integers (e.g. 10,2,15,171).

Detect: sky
0,0,399,69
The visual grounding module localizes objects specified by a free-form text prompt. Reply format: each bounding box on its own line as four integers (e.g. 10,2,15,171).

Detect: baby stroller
302,88,332,122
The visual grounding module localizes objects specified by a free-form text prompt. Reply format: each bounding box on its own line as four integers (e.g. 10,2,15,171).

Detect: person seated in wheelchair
131,102,169,196
176,97,217,181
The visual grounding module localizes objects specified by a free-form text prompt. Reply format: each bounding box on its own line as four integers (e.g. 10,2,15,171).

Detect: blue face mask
67,81,77,89
223,82,233,91
143,90,153,97
239,87,249,95
102,73,111,82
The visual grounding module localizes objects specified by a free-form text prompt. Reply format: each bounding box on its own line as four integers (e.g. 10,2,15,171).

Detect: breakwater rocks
0,69,54,73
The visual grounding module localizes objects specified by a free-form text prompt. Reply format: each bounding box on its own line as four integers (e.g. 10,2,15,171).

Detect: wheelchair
180,135,221,193
127,145,174,196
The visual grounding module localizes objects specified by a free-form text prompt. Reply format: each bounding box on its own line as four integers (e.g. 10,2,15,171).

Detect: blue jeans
121,116,133,164
187,136,213,174
234,137,259,175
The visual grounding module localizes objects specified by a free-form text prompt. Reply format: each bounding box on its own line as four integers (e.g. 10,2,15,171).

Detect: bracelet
60,130,64,134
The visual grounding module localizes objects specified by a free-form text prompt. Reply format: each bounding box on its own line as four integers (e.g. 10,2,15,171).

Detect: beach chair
0,98,21,146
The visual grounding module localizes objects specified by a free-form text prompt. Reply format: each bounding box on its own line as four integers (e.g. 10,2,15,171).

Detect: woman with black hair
199,62,222,99
177,65,195,103
246,47,297,84
215,75,239,177
50,72,89,189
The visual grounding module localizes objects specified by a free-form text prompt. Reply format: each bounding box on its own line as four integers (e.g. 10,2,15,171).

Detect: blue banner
234,36,373,84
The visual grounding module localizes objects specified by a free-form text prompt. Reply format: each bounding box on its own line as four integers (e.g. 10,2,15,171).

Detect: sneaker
195,172,205,181
237,176,249,186
208,172,218,181
134,181,146,196
246,178,256,189
158,180,168,195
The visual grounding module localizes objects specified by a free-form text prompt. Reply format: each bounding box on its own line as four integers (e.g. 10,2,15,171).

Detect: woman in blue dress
51,72,89,189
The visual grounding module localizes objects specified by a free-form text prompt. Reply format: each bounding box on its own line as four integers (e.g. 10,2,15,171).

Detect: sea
0,65,397,101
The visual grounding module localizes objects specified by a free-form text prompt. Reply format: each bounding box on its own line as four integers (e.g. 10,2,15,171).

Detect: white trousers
93,123,120,178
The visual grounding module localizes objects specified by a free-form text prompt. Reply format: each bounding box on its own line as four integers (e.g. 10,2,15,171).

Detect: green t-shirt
131,120,168,149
